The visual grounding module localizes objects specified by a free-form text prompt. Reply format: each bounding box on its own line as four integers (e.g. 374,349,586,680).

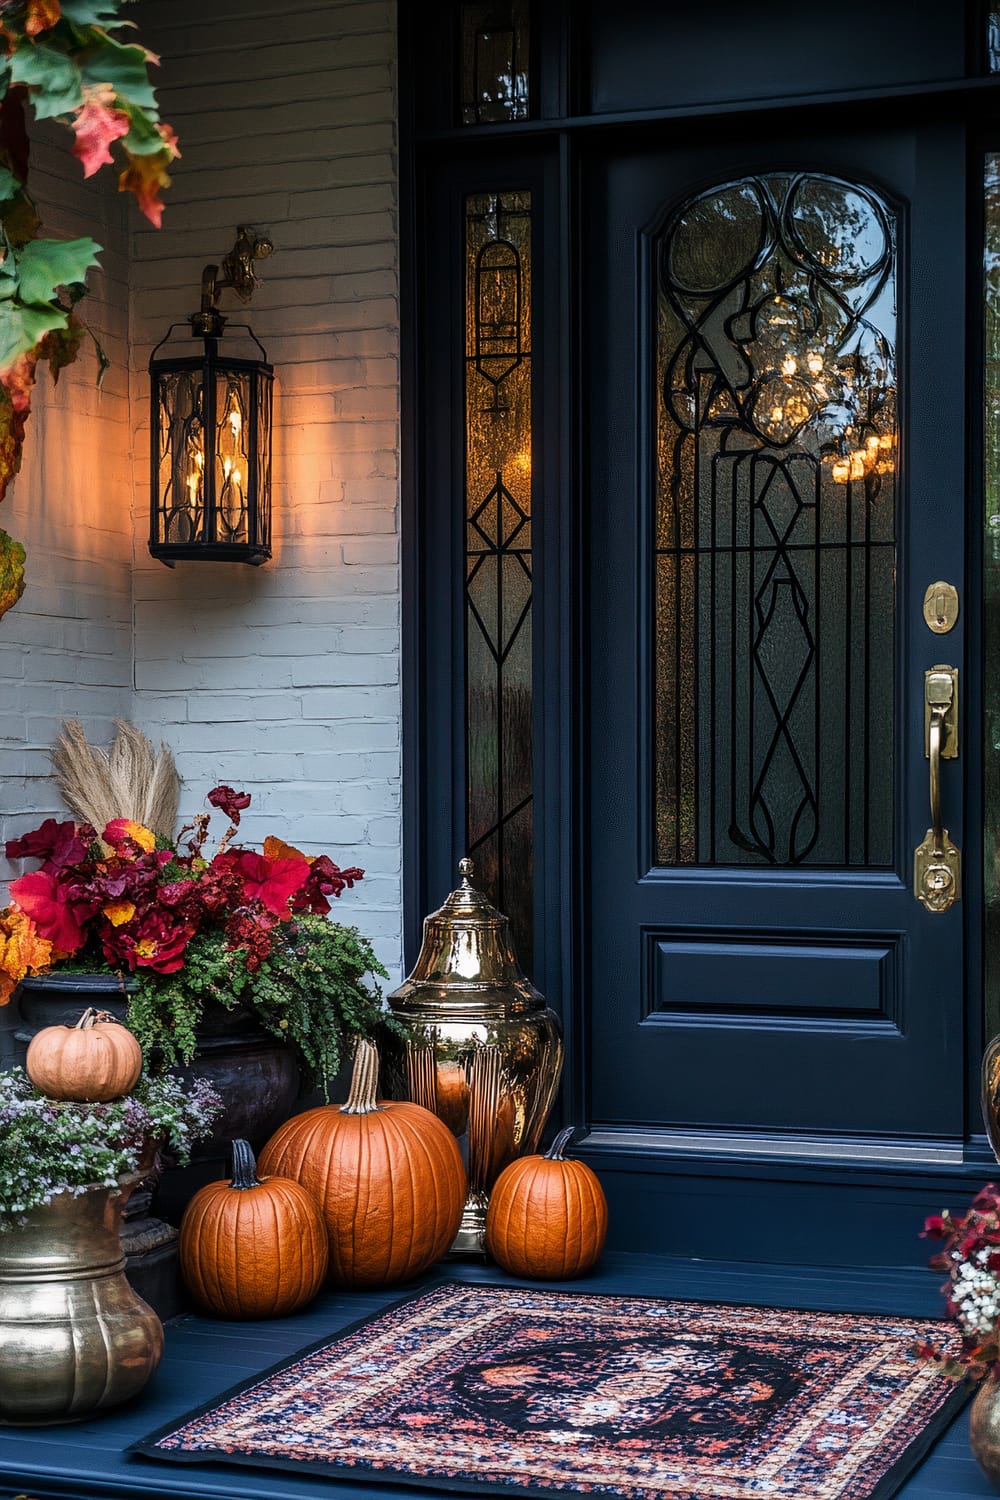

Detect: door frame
399,0,1000,1267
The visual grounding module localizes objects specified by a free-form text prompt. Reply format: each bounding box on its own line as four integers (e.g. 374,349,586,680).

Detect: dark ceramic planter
12,973,302,1249
13,974,300,1149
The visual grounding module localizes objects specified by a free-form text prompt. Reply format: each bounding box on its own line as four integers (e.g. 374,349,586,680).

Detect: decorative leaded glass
655,173,897,867
465,191,533,966
460,1,530,124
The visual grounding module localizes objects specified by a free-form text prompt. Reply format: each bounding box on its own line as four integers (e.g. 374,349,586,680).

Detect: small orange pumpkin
485,1126,608,1280
259,1039,466,1288
179,1139,329,1319
26,1007,143,1102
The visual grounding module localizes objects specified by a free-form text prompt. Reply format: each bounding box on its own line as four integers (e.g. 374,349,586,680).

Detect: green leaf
0,302,69,370
0,168,19,204
59,0,134,24
0,528,26,621
121,105,165,157
78,33,158,111
16,236,101,306
10,43,85,119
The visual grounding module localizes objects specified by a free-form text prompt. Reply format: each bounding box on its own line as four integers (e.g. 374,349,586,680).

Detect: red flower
207,786,252,825
213,849,309,916
108,910,194,974
290,855,365,914
9,870,87,953
5,818,92,872
225,911,276,972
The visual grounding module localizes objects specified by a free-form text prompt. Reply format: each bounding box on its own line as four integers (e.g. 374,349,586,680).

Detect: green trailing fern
125,914,394,1097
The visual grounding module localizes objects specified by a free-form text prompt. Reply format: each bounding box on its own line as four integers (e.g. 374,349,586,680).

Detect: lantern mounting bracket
191,225,274,338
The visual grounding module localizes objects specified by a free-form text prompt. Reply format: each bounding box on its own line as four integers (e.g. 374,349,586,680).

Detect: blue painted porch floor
0,1252,992,1500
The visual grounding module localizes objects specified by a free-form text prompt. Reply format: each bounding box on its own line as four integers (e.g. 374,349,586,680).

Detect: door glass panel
464,191,534,965
460,1,530,124
655,173,897,867
985,154,1000,1038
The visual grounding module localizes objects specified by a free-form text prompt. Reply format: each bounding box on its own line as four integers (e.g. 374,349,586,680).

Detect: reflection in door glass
655,173,897,867
985,155,1000,1037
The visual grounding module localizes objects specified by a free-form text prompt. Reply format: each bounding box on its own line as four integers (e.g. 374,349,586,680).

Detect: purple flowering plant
0,1069,221,1223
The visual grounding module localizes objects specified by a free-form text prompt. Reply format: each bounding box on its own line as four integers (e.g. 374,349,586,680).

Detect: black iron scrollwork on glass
655,173,897,868
465,192,534,966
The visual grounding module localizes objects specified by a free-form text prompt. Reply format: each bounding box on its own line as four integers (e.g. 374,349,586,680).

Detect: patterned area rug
135,1281,968,1500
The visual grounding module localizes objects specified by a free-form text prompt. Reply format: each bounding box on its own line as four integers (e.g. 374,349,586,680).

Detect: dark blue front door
584,126,967,1153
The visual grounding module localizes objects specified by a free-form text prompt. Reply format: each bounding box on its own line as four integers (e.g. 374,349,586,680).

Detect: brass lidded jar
383,859,563,1255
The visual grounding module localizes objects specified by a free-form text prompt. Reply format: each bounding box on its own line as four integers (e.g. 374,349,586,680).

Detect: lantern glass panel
156,367,207,546
214,369,252,545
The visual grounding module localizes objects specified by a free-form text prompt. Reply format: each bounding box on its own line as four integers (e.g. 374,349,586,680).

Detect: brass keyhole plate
922,581,959,635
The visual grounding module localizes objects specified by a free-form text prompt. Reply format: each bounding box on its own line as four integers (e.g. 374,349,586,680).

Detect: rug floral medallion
135,1281,968,1500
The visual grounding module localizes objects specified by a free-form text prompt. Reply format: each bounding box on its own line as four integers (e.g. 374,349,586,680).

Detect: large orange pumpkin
258,1039,466,1288
25,1007,143,1102
179,1139,329,1319
485,1126,608,1280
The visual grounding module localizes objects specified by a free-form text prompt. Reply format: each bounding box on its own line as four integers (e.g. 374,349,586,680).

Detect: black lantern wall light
149,226,274,565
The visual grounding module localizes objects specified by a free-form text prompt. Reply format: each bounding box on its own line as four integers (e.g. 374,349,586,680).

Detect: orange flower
103,818,157,853
263,835,309,863
0,907,53,1005
102,899,136,927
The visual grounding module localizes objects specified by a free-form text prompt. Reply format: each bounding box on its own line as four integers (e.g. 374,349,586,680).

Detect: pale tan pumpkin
179,1140,329,1319
25,1007,142,1102
485,1126,608,1280
258,1039,466,1289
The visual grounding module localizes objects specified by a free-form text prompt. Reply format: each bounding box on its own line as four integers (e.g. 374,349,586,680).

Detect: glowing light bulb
807,351,823,375
848,451,867,480
866,435,880,453
195,450,204,471
229,411,242,438
186,474,199,500
223,458,232,479
233,469,242,488
781,355,797,377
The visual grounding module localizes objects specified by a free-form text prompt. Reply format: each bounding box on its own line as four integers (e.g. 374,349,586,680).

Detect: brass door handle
914,665,960,912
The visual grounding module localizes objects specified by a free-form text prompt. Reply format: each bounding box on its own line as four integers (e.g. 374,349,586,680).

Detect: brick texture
0,121,134,881
129,0,402,980
0,2,403,985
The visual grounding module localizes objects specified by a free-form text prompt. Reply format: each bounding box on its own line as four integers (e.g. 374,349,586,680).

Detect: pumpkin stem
230,1139,262,1190
544,1125,577,1161
75,1007,116,1031
341,1037,381,1115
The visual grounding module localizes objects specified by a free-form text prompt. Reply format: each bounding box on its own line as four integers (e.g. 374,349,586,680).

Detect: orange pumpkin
485,1126,608,1280
179,1139,329,1319
25,1007,142,1102
258,1039,466,1288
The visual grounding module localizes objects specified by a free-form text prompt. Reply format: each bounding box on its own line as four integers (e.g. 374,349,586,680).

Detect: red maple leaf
71,88,130,178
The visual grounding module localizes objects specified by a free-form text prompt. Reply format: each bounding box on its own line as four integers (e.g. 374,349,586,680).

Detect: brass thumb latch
914,665,960,913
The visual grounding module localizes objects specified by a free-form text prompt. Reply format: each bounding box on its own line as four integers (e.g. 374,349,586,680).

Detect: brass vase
0,1177,164,1425
970,1376,1000,1491
383,859,563,1255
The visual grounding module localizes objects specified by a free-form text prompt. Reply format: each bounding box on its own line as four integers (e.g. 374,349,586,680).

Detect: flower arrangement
0,1069,221,1223
913,1183,1000,1380
1,785,392,1093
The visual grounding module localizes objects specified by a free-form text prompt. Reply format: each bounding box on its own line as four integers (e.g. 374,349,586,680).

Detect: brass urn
0,1177,163,1424
383,859,563,1255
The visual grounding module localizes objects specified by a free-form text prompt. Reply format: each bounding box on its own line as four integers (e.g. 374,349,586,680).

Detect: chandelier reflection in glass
655,173,898,869
149,227,274,566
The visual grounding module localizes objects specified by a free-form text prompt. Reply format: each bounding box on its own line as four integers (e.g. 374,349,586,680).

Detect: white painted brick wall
129,0,403,980
0,121,133,881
